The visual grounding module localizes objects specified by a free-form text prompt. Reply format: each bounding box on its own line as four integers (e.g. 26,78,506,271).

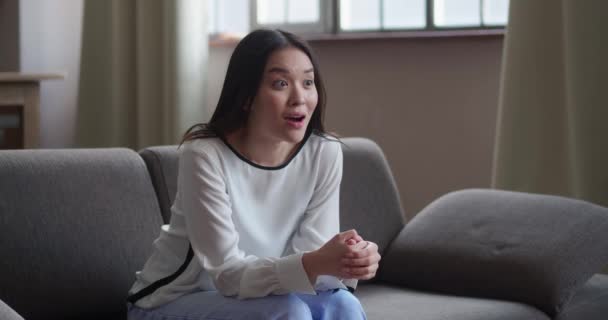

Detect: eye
304,79,314,87
272,80,288,89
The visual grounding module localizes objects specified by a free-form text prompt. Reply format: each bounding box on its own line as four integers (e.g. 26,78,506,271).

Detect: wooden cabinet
0,73,63,149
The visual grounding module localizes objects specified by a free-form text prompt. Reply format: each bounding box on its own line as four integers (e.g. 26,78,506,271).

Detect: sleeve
289,141,359,292
178,145,316,299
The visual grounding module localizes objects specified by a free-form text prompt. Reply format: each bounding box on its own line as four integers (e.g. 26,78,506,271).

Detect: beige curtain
76,0,208,149
492,0,608,207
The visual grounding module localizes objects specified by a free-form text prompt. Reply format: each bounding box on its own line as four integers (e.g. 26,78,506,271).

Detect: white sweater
129,132,356,308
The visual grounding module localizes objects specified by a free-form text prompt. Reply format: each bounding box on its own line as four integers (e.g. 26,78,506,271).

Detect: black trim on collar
218,128,313,171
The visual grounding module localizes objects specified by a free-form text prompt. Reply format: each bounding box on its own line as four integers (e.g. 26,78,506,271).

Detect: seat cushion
355,283,549,320
556,274,608,320
380,189,608,317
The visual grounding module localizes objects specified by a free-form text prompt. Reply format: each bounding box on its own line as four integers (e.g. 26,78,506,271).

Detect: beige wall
314,37,503,218
207,36,504,218
13,0,503,217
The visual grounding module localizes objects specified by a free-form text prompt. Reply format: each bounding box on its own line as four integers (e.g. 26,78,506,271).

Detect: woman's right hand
302,229,362,283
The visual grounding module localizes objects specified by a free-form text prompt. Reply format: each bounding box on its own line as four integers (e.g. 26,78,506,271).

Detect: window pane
340,0,380,30
217,0,249,34
258,0,286,24
384,0,426,29
287,0,319,23
483,0,509,25
434,0,480,27
208,0,217,33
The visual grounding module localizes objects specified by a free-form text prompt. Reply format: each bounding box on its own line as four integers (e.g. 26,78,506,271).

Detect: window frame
336,0,507,33
250,0,335,34
209,0,508,41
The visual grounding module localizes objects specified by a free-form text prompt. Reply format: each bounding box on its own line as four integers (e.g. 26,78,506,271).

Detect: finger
345,235,363,244
343,242,366,258
345,239,357,245
341,253,381,267
343,264,379,277
346,241,379,259
344,241,371,258
339,229,359,241
359,271,377,280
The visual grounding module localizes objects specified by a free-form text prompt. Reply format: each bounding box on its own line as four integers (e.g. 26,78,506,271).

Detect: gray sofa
1,137,608,320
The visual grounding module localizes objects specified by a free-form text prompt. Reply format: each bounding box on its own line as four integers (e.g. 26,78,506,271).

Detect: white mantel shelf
0,72,65,82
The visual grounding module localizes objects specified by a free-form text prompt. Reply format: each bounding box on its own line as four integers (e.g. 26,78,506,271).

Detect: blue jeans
128,289,366,320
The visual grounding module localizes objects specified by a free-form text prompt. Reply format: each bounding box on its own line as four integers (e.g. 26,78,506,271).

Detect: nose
289,85,306,106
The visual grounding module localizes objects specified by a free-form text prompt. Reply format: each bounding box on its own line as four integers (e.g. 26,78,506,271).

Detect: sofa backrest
0,149,163,320
139,137,406,256
139,147,180,224
338,138,406,255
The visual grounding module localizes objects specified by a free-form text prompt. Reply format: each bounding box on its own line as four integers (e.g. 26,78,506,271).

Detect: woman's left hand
341,240,381,280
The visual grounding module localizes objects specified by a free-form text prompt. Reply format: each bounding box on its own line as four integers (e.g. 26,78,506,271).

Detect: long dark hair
182,29,335,144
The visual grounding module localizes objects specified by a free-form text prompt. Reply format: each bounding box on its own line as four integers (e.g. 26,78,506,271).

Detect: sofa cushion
356,283,549,320
0,149,164,320
140,146,180,224
555,274,608,320
339,137,405,256
379,189,608,317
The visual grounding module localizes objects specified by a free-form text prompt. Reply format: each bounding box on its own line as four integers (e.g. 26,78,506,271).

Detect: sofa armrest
0,299,24,320
377,189,608,317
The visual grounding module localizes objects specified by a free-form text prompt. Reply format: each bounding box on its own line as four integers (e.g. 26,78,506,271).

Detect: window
252,0,331,33
208,0,509,37
208,0,250,36
340,0,510,31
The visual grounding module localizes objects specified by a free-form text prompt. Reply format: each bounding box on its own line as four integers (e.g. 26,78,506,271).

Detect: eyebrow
267,67,314,74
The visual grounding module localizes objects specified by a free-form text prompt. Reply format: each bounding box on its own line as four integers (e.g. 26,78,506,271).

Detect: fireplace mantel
0,72,65,82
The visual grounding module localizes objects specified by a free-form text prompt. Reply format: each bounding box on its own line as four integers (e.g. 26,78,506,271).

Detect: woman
127,29,380,320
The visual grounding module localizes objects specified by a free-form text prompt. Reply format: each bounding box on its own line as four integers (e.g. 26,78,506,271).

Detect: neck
228,128,299,167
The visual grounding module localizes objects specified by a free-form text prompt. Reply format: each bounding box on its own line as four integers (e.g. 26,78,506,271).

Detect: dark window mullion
332,0,340,33
427,0,434,29
479,0,484,26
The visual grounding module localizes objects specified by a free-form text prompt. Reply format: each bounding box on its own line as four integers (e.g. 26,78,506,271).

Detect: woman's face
246,46,318,144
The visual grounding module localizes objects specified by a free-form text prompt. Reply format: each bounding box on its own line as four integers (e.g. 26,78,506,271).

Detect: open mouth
285,115,305,123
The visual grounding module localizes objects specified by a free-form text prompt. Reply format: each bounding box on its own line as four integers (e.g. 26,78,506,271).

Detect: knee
251,294,311,320
326,290,366,319
277,295,312,320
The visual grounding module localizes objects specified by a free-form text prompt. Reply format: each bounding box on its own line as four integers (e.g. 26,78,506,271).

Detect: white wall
19,0,83,148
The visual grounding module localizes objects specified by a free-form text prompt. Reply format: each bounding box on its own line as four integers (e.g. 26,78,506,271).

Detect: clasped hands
303,229,381,284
